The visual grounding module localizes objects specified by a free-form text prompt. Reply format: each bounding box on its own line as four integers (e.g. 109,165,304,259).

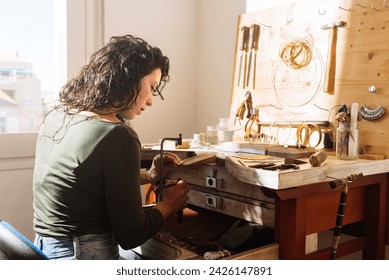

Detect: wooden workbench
143,148,389,259
225,155,389,259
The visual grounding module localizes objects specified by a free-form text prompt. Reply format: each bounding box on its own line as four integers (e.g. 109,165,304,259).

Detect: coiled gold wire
280,39,313,69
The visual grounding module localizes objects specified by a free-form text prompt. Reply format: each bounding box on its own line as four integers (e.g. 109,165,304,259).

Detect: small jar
206,125,218,144
217,118,234,143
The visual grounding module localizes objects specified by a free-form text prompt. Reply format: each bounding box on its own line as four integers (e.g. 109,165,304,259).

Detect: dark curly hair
57,34,170,113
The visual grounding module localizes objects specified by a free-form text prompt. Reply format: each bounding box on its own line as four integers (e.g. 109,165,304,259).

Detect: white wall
197,0,246,131
104,0,199,143
104,0,247,142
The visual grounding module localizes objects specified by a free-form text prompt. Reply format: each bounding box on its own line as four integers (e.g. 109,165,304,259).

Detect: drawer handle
205,194,223,209
205,176,222,188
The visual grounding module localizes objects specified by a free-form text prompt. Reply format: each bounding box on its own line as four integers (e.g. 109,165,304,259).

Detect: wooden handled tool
246,24,260,88
237,26,250,87
242,26,250,88
322,21,346,94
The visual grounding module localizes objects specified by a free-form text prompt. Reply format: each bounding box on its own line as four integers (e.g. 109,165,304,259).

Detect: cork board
229,0,389,156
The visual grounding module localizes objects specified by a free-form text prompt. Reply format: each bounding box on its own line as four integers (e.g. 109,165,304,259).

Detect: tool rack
229,0,389,156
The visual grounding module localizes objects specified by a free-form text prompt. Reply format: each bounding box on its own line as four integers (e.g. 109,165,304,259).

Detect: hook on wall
258,22,272,28
339,6,351,11
371,2,380,11
318,8,326,15
286,16,293,24
253,17,272,28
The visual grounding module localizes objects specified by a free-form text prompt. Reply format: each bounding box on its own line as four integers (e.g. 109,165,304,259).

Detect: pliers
264,163,300,170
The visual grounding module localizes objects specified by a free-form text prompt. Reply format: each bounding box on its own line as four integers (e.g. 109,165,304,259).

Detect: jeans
34,232,120,260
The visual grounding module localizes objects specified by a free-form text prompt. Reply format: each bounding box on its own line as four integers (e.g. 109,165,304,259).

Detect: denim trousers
34,232,120,260
34,232,143,260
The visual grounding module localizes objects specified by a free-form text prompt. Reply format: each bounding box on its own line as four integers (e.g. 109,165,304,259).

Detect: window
0,0,96,160
0,0,59,133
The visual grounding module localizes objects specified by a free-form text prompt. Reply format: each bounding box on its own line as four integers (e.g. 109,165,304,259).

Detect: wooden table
261,173,387,259
226,155,389,259
143,148,389,259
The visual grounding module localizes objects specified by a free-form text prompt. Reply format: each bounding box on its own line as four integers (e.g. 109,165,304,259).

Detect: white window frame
0,0,104,170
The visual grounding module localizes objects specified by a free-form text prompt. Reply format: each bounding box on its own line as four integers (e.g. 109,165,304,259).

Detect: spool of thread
309,150,327,167
203,250,231,260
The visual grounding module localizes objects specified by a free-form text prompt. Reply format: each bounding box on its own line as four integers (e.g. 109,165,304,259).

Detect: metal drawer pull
205,176,222,188
205,195,223,209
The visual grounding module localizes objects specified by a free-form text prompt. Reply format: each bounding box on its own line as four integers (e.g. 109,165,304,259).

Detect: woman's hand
148,152,182,182
155,180,189,219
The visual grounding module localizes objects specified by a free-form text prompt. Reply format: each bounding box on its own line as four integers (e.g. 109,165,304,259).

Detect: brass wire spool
280,39,313,69
273,35,324,111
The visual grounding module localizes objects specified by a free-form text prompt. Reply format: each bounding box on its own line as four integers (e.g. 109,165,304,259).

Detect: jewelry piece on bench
359,85,386,121
296,122,322,147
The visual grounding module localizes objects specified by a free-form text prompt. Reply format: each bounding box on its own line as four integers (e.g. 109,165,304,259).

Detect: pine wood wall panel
230,0,389,155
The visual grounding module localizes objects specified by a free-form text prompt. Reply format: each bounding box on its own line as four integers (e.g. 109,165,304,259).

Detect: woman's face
119,68,162,120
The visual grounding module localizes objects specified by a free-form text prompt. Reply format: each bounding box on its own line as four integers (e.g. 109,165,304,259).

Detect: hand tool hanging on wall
244,105,261,141
246,24,261,88
328,172,363,260
242,26,251,88
234,91,252,125
252,24,261,89
237,26,250,87
322,21,347,94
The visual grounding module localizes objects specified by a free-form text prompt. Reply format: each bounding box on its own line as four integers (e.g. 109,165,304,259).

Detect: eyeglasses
152,85,165,100
152,88,164,100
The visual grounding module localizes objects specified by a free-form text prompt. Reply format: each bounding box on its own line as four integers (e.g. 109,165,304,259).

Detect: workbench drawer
167,163,274,203
187,186,275,227
134,238,279,260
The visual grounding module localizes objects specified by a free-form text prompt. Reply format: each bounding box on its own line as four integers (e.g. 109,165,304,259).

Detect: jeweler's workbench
141,147,389,260
137,0,389,260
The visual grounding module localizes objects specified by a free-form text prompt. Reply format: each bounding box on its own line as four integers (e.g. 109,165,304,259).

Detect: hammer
322,21,347,93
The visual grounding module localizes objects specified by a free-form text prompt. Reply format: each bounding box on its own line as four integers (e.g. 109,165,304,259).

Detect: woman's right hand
155,180,189,219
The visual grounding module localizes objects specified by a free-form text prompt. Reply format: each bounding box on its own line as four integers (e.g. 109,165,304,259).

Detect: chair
0,220,49,260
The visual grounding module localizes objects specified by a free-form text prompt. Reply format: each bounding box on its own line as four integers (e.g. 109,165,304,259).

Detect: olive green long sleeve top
33,111,163,250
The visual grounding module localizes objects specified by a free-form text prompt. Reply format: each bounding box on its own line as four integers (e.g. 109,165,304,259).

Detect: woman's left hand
148,152,182,182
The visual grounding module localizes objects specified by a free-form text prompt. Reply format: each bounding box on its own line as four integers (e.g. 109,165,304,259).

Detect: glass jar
217,118,234,143
206,125,218,145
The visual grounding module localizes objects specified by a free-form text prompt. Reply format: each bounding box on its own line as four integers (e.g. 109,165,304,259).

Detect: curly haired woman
32,35,188,260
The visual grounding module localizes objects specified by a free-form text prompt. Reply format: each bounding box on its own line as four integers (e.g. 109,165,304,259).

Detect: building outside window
0,0,55,133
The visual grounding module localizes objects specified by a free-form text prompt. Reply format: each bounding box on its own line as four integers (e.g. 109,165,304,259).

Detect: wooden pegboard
229,0,389,155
